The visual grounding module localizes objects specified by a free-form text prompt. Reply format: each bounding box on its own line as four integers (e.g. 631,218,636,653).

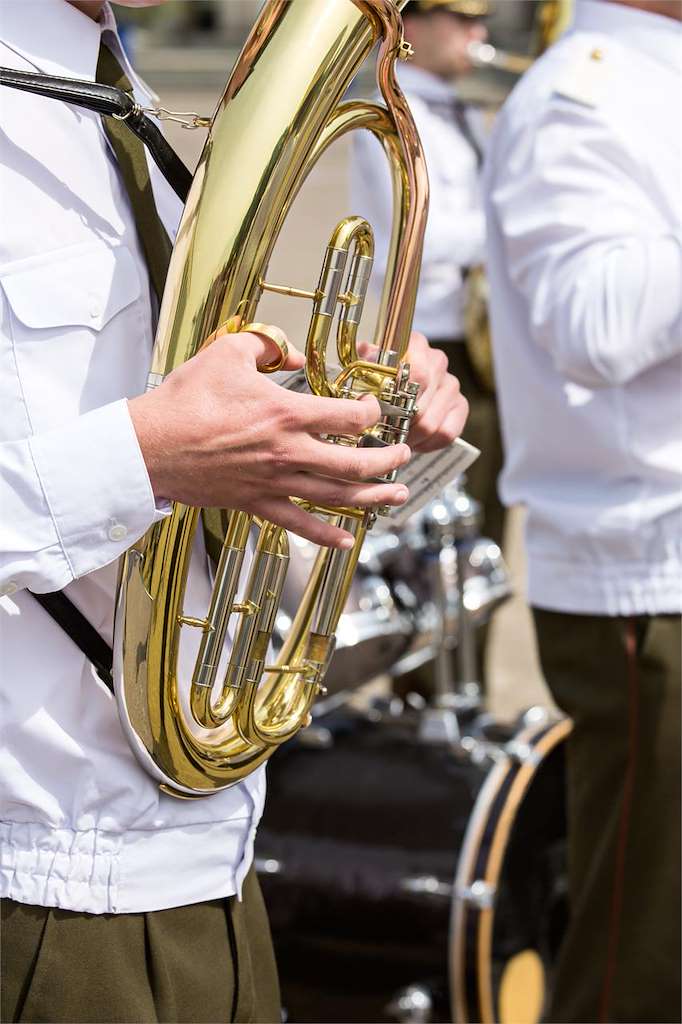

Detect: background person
0,1,468,1021
352,0,505,690
484,1,682,1019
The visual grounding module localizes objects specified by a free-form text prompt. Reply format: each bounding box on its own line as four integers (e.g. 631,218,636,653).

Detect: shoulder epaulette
553,46,608,109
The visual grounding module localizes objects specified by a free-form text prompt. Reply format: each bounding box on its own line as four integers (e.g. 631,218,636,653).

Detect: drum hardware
400,875,453,899
385,984,434,1024
459,734,510,769
417,699,462,746
255,857,283,876
455,879,497,911
504,739,543,767
413,480,511,747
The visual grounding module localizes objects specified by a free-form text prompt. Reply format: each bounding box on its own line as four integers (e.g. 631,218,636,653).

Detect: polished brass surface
113,0,428,797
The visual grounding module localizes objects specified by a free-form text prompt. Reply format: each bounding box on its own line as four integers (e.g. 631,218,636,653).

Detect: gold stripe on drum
450,716,572,1024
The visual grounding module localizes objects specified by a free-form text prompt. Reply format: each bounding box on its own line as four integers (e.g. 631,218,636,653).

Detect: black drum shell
256,711,568,1023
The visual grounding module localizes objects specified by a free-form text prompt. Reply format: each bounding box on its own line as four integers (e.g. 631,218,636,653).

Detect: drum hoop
449,716,572,1024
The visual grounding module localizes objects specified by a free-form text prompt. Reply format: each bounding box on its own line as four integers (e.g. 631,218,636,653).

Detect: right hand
128,327,411,549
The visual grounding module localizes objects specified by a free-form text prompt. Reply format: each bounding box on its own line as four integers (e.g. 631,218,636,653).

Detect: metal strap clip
145,105,211,130
113,97,211,130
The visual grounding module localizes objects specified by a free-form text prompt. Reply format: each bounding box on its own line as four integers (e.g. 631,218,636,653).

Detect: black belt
1,66,195,693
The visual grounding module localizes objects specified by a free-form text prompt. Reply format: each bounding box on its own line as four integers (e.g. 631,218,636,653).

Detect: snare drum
256,708,569,1023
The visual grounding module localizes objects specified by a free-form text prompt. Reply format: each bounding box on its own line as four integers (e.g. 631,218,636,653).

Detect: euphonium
113,0,428,798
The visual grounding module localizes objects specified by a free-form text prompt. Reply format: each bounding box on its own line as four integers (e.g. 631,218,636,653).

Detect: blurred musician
352,0,505,688
485,1,681,1019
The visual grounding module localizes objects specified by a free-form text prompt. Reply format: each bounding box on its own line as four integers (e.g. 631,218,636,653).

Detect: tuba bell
113,0,429,798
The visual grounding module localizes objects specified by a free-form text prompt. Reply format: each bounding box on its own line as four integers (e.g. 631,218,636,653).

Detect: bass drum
256,709,569,1024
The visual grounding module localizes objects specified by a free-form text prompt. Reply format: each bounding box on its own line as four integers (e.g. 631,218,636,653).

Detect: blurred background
119,0,555,723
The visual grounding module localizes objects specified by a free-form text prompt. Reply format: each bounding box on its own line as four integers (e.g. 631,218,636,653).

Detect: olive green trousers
534,610,681,1024
1,868,280,1024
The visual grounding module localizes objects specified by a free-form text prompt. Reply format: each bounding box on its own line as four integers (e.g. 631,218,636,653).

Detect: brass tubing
113,0,426,797
304,217,374,398
191,514,251,693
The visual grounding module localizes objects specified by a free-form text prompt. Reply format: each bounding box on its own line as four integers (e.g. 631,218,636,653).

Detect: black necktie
96,42,173,302
453,99,483,169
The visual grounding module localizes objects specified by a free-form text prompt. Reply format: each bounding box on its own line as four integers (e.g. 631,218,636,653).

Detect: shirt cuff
29,399,166,585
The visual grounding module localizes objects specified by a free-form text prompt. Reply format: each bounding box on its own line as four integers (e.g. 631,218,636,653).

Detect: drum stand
417,481,508,747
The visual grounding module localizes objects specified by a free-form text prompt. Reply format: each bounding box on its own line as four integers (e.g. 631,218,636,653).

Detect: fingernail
394,487,409,504
340,536,355,550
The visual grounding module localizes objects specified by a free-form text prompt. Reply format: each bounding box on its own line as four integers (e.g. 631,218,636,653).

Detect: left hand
359,332,469,453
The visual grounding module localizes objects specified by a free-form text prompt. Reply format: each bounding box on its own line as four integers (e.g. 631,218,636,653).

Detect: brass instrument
467,40,533,75
467,1,573,72
113,0,428,798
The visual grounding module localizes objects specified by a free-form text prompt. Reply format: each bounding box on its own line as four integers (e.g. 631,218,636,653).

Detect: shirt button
108,523,128,542
1,580,18,597
89,299,100,319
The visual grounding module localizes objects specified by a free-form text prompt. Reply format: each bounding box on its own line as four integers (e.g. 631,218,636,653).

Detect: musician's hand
129,327,411,549
358,332,468,452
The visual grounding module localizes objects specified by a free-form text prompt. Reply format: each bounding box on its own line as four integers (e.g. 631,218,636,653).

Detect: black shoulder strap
1,66,195,689
0,66,192,203
31,591,115,692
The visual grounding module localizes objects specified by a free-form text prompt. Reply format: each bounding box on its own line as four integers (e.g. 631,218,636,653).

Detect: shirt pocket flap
1,244,141,333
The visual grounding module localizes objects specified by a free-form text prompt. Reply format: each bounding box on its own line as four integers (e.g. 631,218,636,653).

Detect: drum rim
449,715,572,1024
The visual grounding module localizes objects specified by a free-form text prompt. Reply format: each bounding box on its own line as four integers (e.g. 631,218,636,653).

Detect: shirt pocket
1,241,147,433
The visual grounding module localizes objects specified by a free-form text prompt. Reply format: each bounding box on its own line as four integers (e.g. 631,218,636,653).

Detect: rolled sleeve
1,399,165,595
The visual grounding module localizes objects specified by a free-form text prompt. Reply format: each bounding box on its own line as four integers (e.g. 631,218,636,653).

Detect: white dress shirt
485,0,682,616
0,0,265,915
351,63,486,339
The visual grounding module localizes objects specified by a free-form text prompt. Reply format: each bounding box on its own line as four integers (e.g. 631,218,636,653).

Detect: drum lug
254,857,283,875
505,739,542,766
455,878,496,910
400,874,452,898
385,983,433,1023
459,735,507,767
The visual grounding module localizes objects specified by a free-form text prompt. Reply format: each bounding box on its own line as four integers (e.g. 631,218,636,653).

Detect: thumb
240,325,306,373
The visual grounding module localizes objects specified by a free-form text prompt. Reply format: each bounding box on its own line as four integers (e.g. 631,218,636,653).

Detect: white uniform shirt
0,0,265,915
351,63,486,340
485,0,682,616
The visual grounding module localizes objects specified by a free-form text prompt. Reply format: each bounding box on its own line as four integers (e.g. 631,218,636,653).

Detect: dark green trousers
534,610,681,1024
1,868,280,1024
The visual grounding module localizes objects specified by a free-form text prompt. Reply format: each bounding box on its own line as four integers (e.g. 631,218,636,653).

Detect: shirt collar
397,63,460,103
571,0,682,73
0,0,102,79
0,0,155,101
